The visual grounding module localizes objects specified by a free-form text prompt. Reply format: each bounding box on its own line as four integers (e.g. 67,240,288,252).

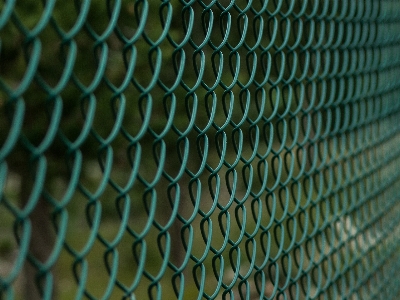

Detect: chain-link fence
1,0,400,299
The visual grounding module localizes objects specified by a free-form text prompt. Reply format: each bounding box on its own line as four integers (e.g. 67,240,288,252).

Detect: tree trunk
21,169,57,300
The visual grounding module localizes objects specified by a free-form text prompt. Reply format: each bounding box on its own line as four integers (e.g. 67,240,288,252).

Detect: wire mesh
1,0,400,299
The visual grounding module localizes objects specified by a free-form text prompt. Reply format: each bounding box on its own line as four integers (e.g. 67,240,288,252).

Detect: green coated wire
0,0,400,299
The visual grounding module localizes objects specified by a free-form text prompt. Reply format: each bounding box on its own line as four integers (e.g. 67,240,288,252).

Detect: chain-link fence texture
1,0,400,299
